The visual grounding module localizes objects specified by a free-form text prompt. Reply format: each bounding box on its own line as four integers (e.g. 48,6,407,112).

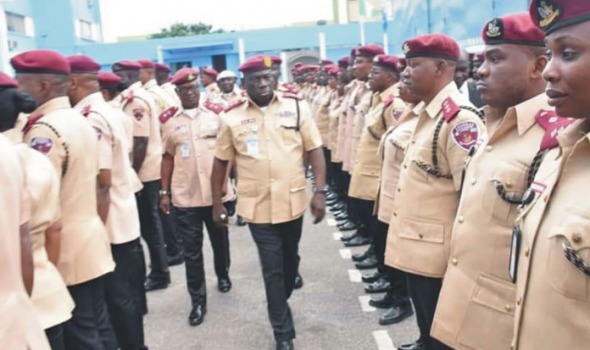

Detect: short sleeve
124,100,150,138
87,114,113,170
215,115,236,161
298,101,323,152
24,125,66,183
163,127,177,156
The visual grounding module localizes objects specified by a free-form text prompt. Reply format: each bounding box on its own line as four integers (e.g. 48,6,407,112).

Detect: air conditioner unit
8,40,18,51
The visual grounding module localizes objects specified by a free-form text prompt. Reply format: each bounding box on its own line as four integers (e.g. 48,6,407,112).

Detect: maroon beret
294,62,304,68
293,66,306,74
403,33,461,61
529,0,590,34
327,66,340,78
113,61,141,71
202,67,218,77
338,56,350,67
137,59,156,69
171,68,199,85
0,72,18,88
321,59,334,66
270,56,282,65
98,72,122,88
354,44,385,58
373,55,401,72
155,63,171,72
482,12,545,46
67,55,101,74
11,50,70,75
238,56,273,74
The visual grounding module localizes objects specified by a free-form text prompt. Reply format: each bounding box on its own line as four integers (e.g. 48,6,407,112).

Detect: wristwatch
314,186,328,194
159,190,170,197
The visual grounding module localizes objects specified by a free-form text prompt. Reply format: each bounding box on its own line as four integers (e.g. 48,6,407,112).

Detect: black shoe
379,302,414,326
399,340,424,350
340,231,358,242
365,278,391,294
330,202,346,212
334,213,349,222
294,274,304,289
369,291,395,309
188,304,207,326
362,271,383,284
237,216,247,227
338,221,357,231
144,278,169,292
352,246,373,262
218,277,232,293
276,340,294,350
345,236,372,248
355,255,378,269
167,253,184,267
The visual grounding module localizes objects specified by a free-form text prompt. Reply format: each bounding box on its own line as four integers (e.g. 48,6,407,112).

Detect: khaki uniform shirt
512,118,590,350
385,82,486,278
337,80,361,170
311,86,327,121
24,97,115,285
121,82,162,182
349,84,406,201
144,79,180,116
0,134,51,350
328,90,344,156
315,87,333,147
210,88,243,109
203,83,221,104
161,82,182,107
163,107,233,208
76,93,141,245
431,94,550,350
216,92,323,224
347,85,372,172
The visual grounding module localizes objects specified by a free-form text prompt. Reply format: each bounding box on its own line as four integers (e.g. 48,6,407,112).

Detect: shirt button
393,212,397,217
458,216,465,224
397,188,401,193
506,181,513,189
418,234,424,239
517,297,522,306
451,258,458,266
411,140,416,144
471,177,477,185
573,233,583,244
525,247,530,257
404,164,408,169
486,145,493,152
505,304,513,312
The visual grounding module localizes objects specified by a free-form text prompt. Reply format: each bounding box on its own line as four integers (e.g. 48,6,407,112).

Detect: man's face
139,68,152,84
15,74,44,105
368,66,390,92
156,71,169,85
454,59,470,88
317,71,329,86
176,80,200,109
218,77,237,94
306,71,316,84
401,57,438,99
244,69,274,104
328,76,339,89
399,81,421,105
113,69,137,88
476,44,537,109
354,56,372,80
543,21,590,119
201,74,214,87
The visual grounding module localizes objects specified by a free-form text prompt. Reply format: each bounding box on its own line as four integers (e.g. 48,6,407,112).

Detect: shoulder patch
442,97,461,123
451,121,480,152
204,101,224,114
133,108,145,121
22,114,44,135
225,98,247,113
93,127,103,140
82,105,91,117
392,108,404,121
535,110,576,151
159,106,178,124
126,90,135,104
30,136,54,155
384,94,395,108
282,92,302,101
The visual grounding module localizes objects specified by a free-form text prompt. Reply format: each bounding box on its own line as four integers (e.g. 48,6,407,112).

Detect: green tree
150,22,224,39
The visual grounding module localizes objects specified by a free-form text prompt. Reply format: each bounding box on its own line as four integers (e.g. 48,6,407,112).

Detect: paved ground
143,210,419,350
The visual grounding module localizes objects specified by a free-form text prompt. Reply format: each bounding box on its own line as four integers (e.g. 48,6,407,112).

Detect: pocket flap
472,273,516,315
399,217,445,244
289,174,307,192
548,208,590,252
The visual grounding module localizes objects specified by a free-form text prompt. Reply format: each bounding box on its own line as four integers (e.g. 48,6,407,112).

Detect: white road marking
333,232,343,240
358,295,377,312
327,218,337,226
373,330,396,350
348,269,362,283
339,249,352,259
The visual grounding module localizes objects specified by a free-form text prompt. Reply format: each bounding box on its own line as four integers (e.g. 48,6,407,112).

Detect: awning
161,40,234,54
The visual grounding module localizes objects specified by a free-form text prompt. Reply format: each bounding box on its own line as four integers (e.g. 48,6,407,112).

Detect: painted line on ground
327,218,337,226
333,232,343,240
358,295,377,312
373,330,396,350
339,249,352,259
348,269,362,283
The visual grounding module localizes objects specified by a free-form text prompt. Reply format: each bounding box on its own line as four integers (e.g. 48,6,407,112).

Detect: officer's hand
311,192,326,224
213,204,229,229
160,195,171,215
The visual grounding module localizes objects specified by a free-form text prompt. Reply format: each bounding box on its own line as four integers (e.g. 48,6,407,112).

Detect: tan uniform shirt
311,86,327,121
161,82,182,107
385,82,486,278
315,87,333,147
0,134,51,350
144,79,180,117
336,80,361,170
328,90,344,156
211,87,243,109
349,84,406,201
24,97,115,285
216,92,323,224
121,82,162,182
431,94,550,350
347,86,373,172
203,83,221,104
76,93,141,245
512,118,590,350
163,107,233,208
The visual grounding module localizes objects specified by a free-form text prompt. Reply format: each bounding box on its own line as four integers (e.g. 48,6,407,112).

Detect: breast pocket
482,160,528,227
278,118,301,146
546,207,590,302
200,127,218,149
231,125,253,155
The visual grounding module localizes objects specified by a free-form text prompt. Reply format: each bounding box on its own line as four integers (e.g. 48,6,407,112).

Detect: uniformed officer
13,50,117,350
428,14,550,350
113,60,171,292
159,68,234,327
201,67,220,102
211,55,326,350
383,35,486,350
67,55,148,350
269,56,301,95
316,65,339,193
156,63,182,106
214,70,242,107
507,2,590,349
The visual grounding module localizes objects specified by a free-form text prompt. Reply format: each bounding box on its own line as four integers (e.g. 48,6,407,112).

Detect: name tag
246,135,260,156
509,224,522,283
180,142,190,158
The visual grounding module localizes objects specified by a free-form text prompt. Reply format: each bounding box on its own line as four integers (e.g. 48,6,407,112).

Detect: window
6,12,25,35
80,20,92,40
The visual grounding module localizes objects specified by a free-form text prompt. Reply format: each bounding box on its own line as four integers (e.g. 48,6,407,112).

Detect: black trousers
331,162,346,198
161,205,182,257
64,276,118,350
105,238,147,350
322,148,333,188
176,206,230,306
406,273,453,350
349,198,375,238
376,221,410,300
46,323,66,350
136,180,169,282
249,217,303,342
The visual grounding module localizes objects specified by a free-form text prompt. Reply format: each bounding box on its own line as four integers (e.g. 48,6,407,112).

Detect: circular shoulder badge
451,121,479,152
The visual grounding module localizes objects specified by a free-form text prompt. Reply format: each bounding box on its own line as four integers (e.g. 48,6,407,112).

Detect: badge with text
180,142,190,158
509,224,522,283
241,118,256,125
277,110,295,118
30,136,54,155
246,135,260,157
530,181,547,195
452,121,479,152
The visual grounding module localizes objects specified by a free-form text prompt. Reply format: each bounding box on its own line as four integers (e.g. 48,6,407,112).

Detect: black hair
0,87,36,131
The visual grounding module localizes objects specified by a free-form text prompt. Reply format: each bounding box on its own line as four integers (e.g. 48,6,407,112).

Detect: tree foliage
150,22,224,39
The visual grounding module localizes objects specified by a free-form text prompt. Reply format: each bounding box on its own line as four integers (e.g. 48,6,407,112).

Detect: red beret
328,66,340,78
338,56,350,67
155,63,171,72
0,72,18,88
98,72,122,88
67,55,101,74
293,62,304,68
202,67,218,77
113,61,141,71
270,56,282,65
305,65,319,73
171,68,199,85
403,33,461,61
321,59,334,66
529,0,590,34
321,64,338,72
238,56,273,74
11,50,70,75
353,44,385,58
482,13,545,46
293,66,306,74
373,55,401,72
137,59,156,69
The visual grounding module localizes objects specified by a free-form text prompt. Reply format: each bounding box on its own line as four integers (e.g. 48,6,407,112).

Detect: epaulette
81,105,91,117
442,97,461,122
225,98,247,113
204,101,225,115
384,94,395,108
22,114,44,135
159,106,179,124
535,110,576,151
126,90,135,104
282,92,302,101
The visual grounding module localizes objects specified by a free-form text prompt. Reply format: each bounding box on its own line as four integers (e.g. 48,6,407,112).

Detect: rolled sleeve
215,115,235,161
